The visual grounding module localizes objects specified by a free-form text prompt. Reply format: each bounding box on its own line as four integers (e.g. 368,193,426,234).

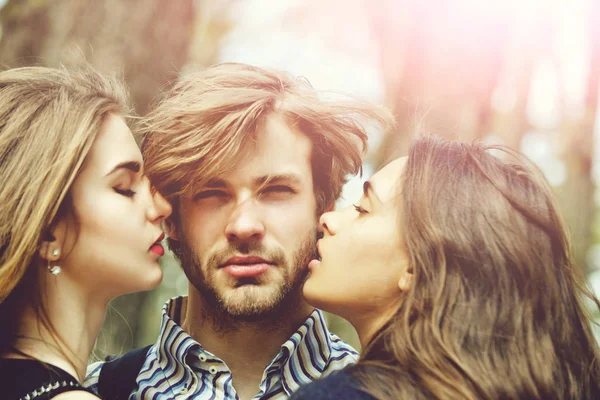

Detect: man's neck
180,287,314,400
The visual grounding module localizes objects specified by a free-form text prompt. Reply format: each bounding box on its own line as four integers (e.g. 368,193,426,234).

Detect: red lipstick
149,233,165,257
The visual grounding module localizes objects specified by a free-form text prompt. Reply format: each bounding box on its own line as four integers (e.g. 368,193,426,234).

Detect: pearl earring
48,249,61,275
48,265,61,275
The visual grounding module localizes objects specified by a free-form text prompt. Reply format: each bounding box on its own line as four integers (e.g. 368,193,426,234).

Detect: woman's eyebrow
363,181,382,202
105,160,141,177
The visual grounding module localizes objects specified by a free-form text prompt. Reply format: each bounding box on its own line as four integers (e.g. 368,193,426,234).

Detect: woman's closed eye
353,204,369,214
114,187,136,198
111,169,139,198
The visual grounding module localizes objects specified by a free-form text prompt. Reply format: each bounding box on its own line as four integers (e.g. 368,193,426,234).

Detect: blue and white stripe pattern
85,296,358,399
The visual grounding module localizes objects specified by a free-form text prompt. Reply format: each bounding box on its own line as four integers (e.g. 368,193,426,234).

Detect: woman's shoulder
291,369,376,400
0,358,95,400
52,391,100,400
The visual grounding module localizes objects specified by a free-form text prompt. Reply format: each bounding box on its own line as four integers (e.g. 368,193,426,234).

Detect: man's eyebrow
105,161,141,177
203,178,228,189
196,174,303,190
254,174,303,187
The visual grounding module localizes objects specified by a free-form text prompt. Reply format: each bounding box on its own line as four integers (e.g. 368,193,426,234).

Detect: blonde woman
0,66,172,400
293,136,600,400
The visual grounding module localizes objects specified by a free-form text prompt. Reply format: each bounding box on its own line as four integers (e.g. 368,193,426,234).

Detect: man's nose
224,200,266,242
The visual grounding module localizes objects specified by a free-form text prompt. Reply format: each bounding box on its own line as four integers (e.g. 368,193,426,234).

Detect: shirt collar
154,296,341,395
154,296,200,369
277,308,334,394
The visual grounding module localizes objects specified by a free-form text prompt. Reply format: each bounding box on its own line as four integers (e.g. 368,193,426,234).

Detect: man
85,63,393,399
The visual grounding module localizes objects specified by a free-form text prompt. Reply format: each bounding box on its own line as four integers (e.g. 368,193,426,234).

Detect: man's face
171,114,318,320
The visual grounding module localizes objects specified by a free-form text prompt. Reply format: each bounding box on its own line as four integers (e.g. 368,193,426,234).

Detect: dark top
290,369,377,400
0,358,96,400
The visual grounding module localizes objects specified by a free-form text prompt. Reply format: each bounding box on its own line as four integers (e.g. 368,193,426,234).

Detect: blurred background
1,0,598,356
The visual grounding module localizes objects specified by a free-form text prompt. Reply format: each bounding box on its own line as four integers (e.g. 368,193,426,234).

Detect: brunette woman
295,136,600,400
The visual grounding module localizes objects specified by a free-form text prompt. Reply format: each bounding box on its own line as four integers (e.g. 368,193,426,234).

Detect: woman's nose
147,189,172,223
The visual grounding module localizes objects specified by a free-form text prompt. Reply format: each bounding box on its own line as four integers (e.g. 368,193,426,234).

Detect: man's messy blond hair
140,62,394,217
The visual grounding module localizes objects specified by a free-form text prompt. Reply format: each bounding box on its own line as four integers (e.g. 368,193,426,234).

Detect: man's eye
114,188,136,198
193,190,228,200
262,185,295,194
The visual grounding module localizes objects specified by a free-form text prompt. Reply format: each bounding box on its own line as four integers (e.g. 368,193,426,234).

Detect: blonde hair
354,136,600,399
140,63,394,220
0,65,131,351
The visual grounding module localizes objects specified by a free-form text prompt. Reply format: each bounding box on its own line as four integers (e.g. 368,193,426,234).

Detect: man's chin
218,285,289,318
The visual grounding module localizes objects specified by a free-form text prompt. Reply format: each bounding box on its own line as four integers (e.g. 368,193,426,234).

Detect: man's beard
177,229,317,330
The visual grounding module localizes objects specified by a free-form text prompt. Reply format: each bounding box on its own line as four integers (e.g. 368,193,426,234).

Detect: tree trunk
0,0,194,115
556,1,600,272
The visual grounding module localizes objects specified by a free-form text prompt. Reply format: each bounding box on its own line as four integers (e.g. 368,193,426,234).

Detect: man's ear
164,217,179,241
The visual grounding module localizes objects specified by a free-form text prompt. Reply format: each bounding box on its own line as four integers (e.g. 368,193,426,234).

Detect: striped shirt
85,296,358,399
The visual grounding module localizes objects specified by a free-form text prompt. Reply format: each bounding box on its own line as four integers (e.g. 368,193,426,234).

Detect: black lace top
0,358,97,400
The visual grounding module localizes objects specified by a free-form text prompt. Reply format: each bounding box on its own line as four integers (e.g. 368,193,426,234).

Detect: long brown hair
0,65,130,357
354,136,600,399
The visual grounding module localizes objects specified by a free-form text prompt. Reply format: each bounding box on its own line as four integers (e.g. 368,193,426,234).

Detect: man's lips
221,256,274,278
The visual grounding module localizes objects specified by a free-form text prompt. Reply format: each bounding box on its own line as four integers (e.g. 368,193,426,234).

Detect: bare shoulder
52,390,101,400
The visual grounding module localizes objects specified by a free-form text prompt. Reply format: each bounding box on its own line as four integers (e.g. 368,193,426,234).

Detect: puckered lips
149,233,165,257
308,239,322,270
220,255,275,279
